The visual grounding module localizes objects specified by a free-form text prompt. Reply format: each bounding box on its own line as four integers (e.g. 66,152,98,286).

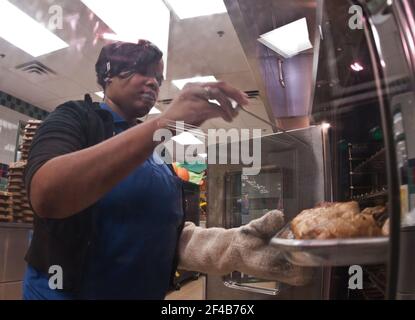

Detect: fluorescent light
350,62,364,72
149,107,162,115
81,0,170,78
0,0,68,57
172,132,204,145
101,33,135,42
172,76,218,90
101,32,152,44
0,119,18,130
322,122,331,130
258,18,312,58
4,144,15,152
95,91,105,99
165,0,227,19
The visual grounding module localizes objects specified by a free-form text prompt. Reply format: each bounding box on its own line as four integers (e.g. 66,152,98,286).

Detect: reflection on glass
226,168,283,227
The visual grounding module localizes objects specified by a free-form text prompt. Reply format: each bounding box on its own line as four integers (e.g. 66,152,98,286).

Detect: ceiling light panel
165,0,227,19
149,107,162,115
0,0,68,57
172,76,217,90
258,18,312,58
81,0,170,77
95,91,104,99
172,132,204,145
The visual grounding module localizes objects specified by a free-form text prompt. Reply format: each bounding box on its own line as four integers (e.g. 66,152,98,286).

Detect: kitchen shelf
353,148,386,173
351,189,388,201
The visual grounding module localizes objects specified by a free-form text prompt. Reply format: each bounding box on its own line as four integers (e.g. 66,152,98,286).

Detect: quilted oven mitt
178,210,312,286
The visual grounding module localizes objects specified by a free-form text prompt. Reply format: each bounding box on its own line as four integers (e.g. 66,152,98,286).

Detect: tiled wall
0,91,48,120
0,91,49,172
0,106,32,165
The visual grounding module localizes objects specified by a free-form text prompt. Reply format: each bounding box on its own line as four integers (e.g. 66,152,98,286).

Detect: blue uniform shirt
23,103,184,299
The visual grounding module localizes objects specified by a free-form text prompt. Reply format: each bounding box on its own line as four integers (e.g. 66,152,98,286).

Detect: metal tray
270,225,389,267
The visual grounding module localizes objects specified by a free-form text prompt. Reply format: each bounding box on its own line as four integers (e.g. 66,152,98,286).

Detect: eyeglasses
118,68,164,87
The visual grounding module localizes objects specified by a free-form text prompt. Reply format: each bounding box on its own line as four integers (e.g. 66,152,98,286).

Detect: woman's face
106,59,164,119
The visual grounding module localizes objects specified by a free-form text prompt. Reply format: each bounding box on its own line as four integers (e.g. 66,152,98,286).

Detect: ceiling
0,0,275,133
224,0,317,120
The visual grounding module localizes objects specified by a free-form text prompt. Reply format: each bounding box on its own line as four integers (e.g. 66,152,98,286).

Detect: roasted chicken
291,201,384,239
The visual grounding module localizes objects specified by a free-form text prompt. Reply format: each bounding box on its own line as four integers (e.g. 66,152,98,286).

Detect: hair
95,40,163,90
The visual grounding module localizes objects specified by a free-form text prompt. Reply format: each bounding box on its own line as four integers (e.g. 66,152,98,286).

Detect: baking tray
270,224,389,267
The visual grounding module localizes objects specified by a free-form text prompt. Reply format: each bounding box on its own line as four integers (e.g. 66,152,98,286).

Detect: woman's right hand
158,81,249,128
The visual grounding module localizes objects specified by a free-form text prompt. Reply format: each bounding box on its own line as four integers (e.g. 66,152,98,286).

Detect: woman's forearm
30,117,165,219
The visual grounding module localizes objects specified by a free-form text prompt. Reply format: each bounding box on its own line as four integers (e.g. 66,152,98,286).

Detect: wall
0,90,49,166
0,91,48,120
0,106,32,165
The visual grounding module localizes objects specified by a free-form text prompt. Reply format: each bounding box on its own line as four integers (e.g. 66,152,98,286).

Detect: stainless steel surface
0,223,32,230
223,277,281,296
0,223,31,299
392,0,415,88
4,228,30,282
271,225,389,267
238,105,311,148
0,282,23,300
224,0,317,123
206,272,323,300
397,227,415,298
206,126,329,299
397,293,415,300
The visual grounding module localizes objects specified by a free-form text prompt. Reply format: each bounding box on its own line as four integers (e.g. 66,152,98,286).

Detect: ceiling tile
0,67,59,106
1,0,260,126
36,77,86,99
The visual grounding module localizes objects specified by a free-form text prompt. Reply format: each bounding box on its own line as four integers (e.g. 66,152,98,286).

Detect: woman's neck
103,97,136,126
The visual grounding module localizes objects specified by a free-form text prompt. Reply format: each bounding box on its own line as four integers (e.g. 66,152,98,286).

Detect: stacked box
19,120,41,161
0,191,13,222
5,120,43,223
8,161,33,223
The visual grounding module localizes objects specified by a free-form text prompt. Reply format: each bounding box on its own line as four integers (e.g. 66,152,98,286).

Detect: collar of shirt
100,102,131,134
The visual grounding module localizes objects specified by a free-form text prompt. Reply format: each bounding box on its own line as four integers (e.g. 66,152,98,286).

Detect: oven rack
351,189,388,201
353,148,386,173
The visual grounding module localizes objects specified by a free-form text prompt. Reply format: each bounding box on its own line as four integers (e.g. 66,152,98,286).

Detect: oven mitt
178,210,312,286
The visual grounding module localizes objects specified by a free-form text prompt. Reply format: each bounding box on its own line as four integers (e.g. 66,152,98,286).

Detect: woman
23,40,309,300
